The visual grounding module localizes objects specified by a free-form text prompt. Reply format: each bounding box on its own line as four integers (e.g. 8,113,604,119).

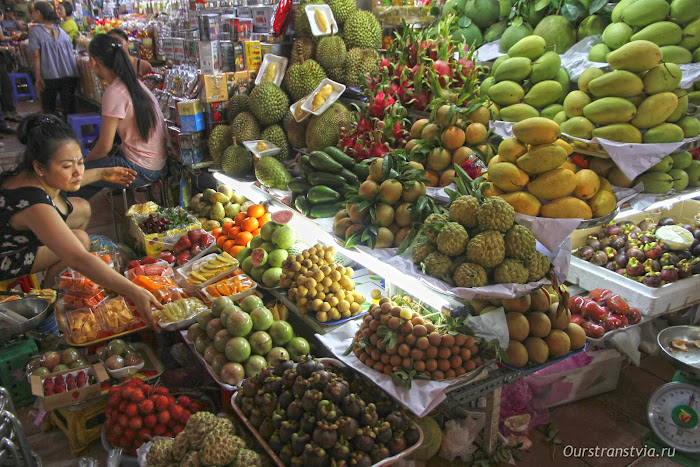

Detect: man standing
1,7,25,35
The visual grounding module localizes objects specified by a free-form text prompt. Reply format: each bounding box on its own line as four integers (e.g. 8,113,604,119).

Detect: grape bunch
140,213,172,234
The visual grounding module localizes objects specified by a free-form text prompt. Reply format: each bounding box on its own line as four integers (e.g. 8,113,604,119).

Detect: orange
211,228,222,238
247,204,266,219
221,221,234,235
229,245,245,258
227,226,241,239
223,240,237,254
216,235,227,248
241,216,259,232
235,231,253,246
234,213,247,226
251,228,261,236
257,212,271,226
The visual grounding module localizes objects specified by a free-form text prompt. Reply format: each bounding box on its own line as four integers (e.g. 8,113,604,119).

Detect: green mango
554,68,570,104
649,155,674,172
638,172,674,193
642,123,685,143
589,43,611,62
602,22,634,50
530,51,561,83
660,45,693,64
630,22,683,46
488,80,525,106
553,110,568,125
686,160,700,186
689,90,700,105
588,70,644,98
484,20,508,43
679,18,700,50
611,0,640,22
643,63,683,94
676,115,700,137
667,89,690,123
578,67,604,93
563,90,592,118
523,81,563,108
607,40,663,72
668,168,690,191
583,97,637,125
670,0,700,25
479,76,496,97
561,117,595,139
507,35,546,60
621,0,670,27
631,92,679,128
494,56,532,83
500,103,540,122
541,104,564,120
670,150,693,170
578,15,610,39
592,124,643,143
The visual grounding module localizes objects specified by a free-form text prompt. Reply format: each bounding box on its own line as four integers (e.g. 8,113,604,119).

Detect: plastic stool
8,73,36,103
108,183,152,242
51,396,107,456
67,113,102,156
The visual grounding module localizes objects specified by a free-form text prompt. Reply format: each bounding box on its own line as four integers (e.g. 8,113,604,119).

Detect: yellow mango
598,176,614,193
630,92,678,128
552,139,573,155
527,168,577,200
499,192,542,217
488,162,531,192
516,144,568,175
541,197,593,219
573,169,601,200
588,189,617,218
512,117,562,145
559,161,578,172
480,181,504,198
498,137,528,163
488,154,502,170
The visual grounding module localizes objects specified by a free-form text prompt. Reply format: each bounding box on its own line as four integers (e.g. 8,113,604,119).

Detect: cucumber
288,177,312,193
300,155,314,176
309,151,344,174
324,146,355,169
294,195,310,215
307,185,341,203
340,168,359,186
307,172,346,187
309,201,345,218
353,163,370,181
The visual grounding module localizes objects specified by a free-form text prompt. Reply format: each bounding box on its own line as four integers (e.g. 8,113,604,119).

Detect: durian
249,82,289,126
305,102,353,151
221,143,254,176
316,34,347,70
207,125,232,165
231,111,261,142
260,124,291,161
294,0,324,38
226,94,249,124
285,58,328,102
343,48,379,88
327,0,355,27
343,10,382,49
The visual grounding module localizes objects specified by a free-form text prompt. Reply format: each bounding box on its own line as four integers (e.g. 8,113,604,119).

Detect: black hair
33,2,60,24
60,2,73,17
9,113,79,175
107,28,129,42
89,34,157,141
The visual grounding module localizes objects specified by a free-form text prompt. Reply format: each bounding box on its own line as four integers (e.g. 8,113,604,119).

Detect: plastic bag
499,379,549,437
438,417,485,462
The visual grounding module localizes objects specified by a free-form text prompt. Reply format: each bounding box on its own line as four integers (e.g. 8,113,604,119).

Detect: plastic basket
0,337,38,407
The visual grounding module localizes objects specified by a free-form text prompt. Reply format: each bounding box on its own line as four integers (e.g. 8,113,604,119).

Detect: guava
53,364,69,373
32,367,50,377
260,221,278,241
250,331,273,356
250,265,267,283
267,249,288,268
195,336,211,354
262,267,282,287
211,353,227,375
249,235,266,249
241,256,254,274
214,329,232,352
271,225,296,249
269,320,294,346
250,307,274,331
108,341,126,357
251,248,268,267
227,311,253,337
220,304,240,328
244,355,268,377
61,348,81,365
240,295,264,312
225,337,251,363
236,247,253,263
267,347,290,367
211,296,233,317
260,242,276,253
286,337,310,361
219,362,246,385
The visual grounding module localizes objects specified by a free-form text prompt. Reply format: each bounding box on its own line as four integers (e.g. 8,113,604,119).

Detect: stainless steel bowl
657,325,700,378
0,298,50,342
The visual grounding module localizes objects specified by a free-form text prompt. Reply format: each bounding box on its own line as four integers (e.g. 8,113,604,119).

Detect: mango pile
561,42,700,143
488,117,617,220
592,0,700,65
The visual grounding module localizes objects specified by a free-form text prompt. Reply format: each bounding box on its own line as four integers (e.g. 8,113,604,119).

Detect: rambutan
129,416,142,430
124,428,136,440
158,411,170,424
153,424,167,436
163,432,173,438
154,395,169,411
173,425,184,436
180,410,191,422
108,386,120,396
189,402,201,413
125,403,139,417
121,387,135,402
124,379,140,388
118,401,128,413
108,394,120,408
109,424,123,437
166,396,175,407
130,388,145,403
138,399,154,414
176,396,190,408
143,414,157,428
154,387,168,396
118,414,129,428
171,405,184,421
167,417,177,427
137,428,150,441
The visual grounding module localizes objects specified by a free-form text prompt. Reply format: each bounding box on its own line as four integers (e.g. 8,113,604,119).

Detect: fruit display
568,289,642,338
62,289,106,310
96,298,138,334
629,153,700,194
172,228,216,266
183,252,239,286
203,274,256,300
279,244,367,322
58,268,105,296
255,156,291,190
409,166,551,287
212,204,271,257
335,151,437,249
26,348,89,377
594,0,700,64
290,147,364,218
236,211,296,287
124,259,174,281
188,186,248,230
504,286,585,368
156,297,208,324
489,117,618,219
233,356,423,465
144,412,264,466
351,296,484,381
39,368,94,395
186,294,310,385
95,338,145,372
139,208,193,235
104,379,200,455
574,217,700,287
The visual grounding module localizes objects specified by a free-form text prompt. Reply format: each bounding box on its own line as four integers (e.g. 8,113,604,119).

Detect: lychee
143,414,157,428
158,411,170,424
110,424,123,437
138,399,154,414
189,401,201,413
166,396,175,407
137,428,150,441
163,432,173,438
180,410,191,422
54,386,66,394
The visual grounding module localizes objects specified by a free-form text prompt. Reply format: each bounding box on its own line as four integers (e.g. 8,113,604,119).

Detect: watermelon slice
271,210,293,224
251,248,268,267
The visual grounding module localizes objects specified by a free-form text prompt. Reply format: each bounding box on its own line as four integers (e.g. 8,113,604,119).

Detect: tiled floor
5,103,690,467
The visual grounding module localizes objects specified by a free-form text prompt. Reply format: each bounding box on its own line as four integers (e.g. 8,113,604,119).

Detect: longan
402,358,412,370
464,359,476,371
391,306,401,317
390,354,403,367
416,336,430,350
450,355,462,369
388,316,401,330
441,334,455,348
428,332,442,347
370,334,379,346
386,344,397,355
425,322,436,333
320,302,331,313
426,346,438,359
353,347,363,358
400,321,413,334
464,335,475,348
455,367,466,376
383,365,393,375
438,347,452,359
381,353,391,364
413,325,427,337
379,297,391,305
371,348,381,361
445,369,456,379
380,302,393,314
359,353,369,363
413,360,426,372
405,334,417,346
454,334,467,346
398,343,411,358
460,348,472,361
438,359,451,372
411,317,425,326
432,370,445,380
373,362,384,372
365,358,375,368
425,359,438,372
451,345,461,355
330,271,341,282
410,348,424,361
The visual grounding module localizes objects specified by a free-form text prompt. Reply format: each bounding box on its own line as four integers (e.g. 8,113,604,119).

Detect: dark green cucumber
340,168,359,186
307,185,341,203
294,194,310,215
324,146,355,168
300,155,314,176
307,172,346,187
288,177,312,193
309,201,345,218
309,151,344,173
352,163,370,181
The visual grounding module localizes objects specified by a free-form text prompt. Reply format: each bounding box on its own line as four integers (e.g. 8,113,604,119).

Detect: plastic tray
500,344,587,372
157,298,208,331
301,78,345,116
567,257,700,317
305,4,338,36
243,140,281,159
179,330,237,391
62,307,103,345
95,297,137,334
289,95,312,122
253,54,288,87
199,274,257,303
99,342,162,380
175,253,239,292
57,307,147,347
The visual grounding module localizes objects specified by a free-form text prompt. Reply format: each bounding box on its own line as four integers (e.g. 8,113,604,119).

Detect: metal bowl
0,298,50,342
657,325,700,378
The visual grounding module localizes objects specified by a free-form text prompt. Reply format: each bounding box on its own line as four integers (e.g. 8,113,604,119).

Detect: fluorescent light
212,172,269,204
615,188,700,219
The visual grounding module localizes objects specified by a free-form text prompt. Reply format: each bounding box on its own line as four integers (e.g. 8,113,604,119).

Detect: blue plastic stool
9,73,36,102
67,113,102,156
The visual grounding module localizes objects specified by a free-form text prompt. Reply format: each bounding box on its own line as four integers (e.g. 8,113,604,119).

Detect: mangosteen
628,226,642,236
254,390,266,408
274,359,294,377
349,452,372,467
388,431,407,456
300,413,317,434
694,230,700,241
322,379,349,405
264,376,283,395
692,239,699,250
692,259,700,274
297,356,323,379
626,247,645,262
261,393,278,417
302,389,323,412
599,237,611,249
280,420,300,443
592,251,609,266
287,401,304,421
337,416,359,440
259,417,275,439
308,370,333,390
342,394,366,420
278,390,294,410
605,261,617,271
606,235,623,250
249,408,264,429
682,224,693,232
302,443,328,467
272,411,286,430
280,444,294,464
240,396,255,418
626,258,644,276
644,243,663,260
644,259,661,273
385,411,408,431
404,424,421,446
291,431,310,455
313,420,339,449
354,426,376,453
375,399,394,418
375,421,393,444
586,236,602,250
361,403,379,427
638,219,656,231
679,250,693,261
293,375,309,398
625,239,641,250
677,260,692,279
269,432,284,452
257,368,274,385
615,269,626,275
332,439,351,461
241,377,259,397
604,246,618,258
639,233,655,245
658,217,675,226
371,443,391,464
614,253,629,268
660,253,680,267
316,400,339,422
605,223,621,237
642,273,662,288
660,266,679,283
290,456,303,467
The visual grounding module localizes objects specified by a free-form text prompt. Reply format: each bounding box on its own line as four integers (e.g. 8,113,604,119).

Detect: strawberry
153,424,167,436
126,403,139,417
54,375,65,387
158,411,171,424
143,414,157,428
176,396,191,409
129,416,143,430
138,399,154,414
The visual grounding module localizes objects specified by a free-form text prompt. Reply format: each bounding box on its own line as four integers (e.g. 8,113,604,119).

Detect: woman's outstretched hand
102,167,137,187
129,286,163,332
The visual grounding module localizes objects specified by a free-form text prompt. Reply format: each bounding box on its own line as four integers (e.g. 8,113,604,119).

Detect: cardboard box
202,74,229,102
180,113,205,133
177,100,203,116
226,71,250,97
31,364,109,411
244,41,262,71
200,41,220,75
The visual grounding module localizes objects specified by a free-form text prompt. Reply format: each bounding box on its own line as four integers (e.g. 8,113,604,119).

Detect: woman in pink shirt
75,34,166,200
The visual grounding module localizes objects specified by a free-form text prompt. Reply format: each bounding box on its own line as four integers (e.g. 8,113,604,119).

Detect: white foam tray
243,140,281,159
305,4,338,36
301,78,345,116
289,95,312,122
254,54,288,87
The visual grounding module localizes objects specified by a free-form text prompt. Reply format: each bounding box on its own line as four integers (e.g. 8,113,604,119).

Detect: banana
262,62,278,82
314,9,328,33
312,84,333,111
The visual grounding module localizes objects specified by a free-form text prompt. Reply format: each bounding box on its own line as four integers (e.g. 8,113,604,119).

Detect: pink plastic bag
499,379,550,436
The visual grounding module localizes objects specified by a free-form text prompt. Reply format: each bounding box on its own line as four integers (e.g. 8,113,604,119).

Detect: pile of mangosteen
234,356,421,466
575,217,700,287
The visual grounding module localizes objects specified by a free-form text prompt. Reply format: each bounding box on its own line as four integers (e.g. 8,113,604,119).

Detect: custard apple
171,432,189,462
466,231,505,268
411,242,436,264
423,251,452,279
179,451,200,467
230,448,263,467
493,258,529,284
504,225,536,260
146,438,173,467
199,432,244,466
437,222,469,256
525,251,551,282
477,197,515,232
184,412,219,449
453,262,489,288
422,213,448,245
449,195,479,228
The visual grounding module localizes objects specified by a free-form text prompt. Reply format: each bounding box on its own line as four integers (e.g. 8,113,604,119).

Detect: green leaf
535,0,550,10
344,233,361,248
382,155,392,180
511,16,523,27
430,6,440,16
457,16,472,28
561,2,582,22
589,0,606,14
343,342,354,356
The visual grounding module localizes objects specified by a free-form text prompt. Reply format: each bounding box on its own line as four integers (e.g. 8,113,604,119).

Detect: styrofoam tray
198,274,258,303
157,312,199,331
301,78,345,116
254,54,288,87
305,4,338,36
175,253,239,293
567,257,700,317
289,95,312,122
243,140,281,159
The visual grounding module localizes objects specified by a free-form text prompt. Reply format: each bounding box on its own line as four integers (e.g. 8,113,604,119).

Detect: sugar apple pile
412,194,550,287
145,412,264,467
